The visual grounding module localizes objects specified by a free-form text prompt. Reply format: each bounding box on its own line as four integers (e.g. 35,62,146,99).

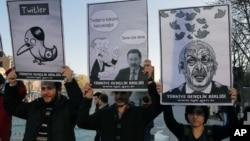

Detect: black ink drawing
17,26,57,65
160,6,226,40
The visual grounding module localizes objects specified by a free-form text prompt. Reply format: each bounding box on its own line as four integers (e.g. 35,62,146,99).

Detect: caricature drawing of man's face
24,30,37,47
92,38,110,62
179,40,218,91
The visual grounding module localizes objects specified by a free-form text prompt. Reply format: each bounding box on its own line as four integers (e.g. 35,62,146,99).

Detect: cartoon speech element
90,10,119,32
120,30,147,45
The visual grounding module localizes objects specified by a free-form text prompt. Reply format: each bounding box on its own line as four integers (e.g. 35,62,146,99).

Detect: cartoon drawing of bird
195,29,209,39
170,20,181,30
202,24,209,29
17,26,57,65
185,12,197,21
193,8,201,13
215,9,226,18
170,9,176,14
175,32,185,40
203,6,214,10
160,11,169,18
176,10,185,18
185,23,196,33
196,18,207,24
187,34,193,39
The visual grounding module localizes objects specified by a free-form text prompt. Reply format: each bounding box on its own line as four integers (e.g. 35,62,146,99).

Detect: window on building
0,51,3,57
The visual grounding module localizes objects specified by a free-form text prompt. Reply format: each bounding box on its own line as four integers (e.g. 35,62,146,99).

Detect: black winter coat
77,82,163,141
3,79,83,141
163,105,240,141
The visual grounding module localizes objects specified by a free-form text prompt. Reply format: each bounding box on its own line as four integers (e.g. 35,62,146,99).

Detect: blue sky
0,0,214,80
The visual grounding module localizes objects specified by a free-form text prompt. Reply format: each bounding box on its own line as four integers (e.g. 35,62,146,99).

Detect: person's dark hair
185,106,209,124
41,81,62,91
54,82,62,91
99,94,108,103
142,95,150,104
93,92,102,97
127,49,141,59
0,74,5,84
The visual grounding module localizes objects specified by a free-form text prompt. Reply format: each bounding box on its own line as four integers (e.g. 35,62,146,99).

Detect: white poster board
88,0,148,91
160,4,233,105
7,0,65,81
0,34,3,52
0,34,3,53
0,34,3,68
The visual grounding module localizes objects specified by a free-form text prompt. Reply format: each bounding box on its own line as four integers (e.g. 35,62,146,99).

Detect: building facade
0,51,13,77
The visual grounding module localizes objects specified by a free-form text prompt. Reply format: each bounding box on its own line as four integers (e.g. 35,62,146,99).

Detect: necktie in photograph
130,70,136,80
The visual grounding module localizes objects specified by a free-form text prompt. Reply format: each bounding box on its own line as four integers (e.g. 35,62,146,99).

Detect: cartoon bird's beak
17,43,33,56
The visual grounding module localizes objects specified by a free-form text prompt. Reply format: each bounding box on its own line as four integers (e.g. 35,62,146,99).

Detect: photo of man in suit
162,40,230,103
115,49,147,81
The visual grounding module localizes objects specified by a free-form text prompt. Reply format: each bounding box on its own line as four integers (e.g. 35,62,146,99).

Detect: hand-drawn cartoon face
179,40,218,91
92,38,110,62
17,26,57,65
17,27,45,56
127,49,142,70
24,30,38,47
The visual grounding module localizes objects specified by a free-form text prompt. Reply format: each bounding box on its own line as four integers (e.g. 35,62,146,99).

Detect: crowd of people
0,58,248,141
2,0,250,140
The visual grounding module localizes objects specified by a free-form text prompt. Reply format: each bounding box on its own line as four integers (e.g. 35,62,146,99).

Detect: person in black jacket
157,83,240,141
77,59,163,141
0,69,27,141
94,93,109,141
93,92,102,113
240,103,250,125
141,95,154,141
3,65,83,141
98,93,109,110
0,73,12,141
